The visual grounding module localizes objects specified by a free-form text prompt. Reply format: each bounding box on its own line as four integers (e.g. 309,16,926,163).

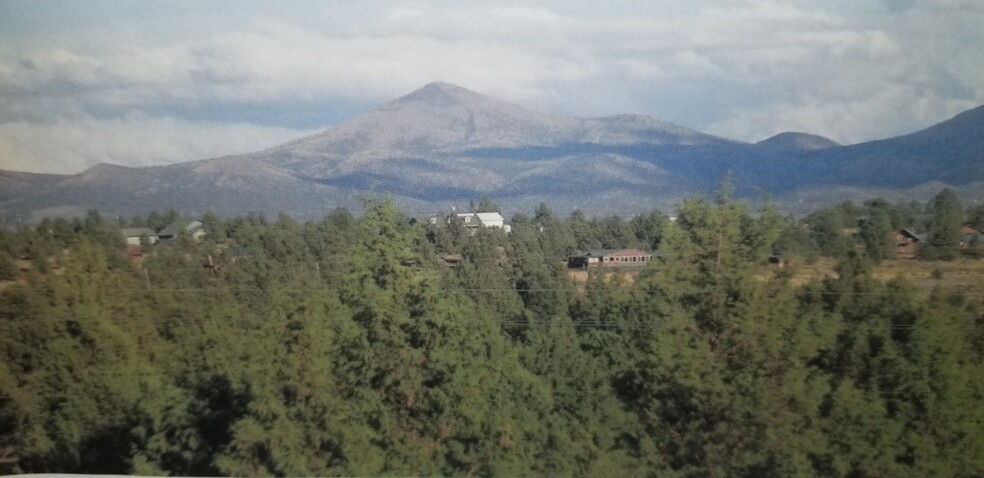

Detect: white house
159,219,206,243
455,212,506,229
121,228,159,246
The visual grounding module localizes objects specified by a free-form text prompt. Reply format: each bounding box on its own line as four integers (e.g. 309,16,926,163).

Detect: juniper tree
860,205,895,263
922,188,963,260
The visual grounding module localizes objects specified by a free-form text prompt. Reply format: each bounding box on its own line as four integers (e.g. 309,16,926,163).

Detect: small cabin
961,225,981,250
894,228,925,258
121,227,160,246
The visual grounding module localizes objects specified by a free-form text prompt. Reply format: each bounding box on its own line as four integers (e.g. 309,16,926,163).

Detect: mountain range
2,81,983,221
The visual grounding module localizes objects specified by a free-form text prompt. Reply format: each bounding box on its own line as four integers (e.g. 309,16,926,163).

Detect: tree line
795,188,983,263
1,190,984,476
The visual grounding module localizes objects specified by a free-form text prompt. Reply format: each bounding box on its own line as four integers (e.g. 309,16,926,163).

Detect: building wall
570,250,653,268
125,235,159,246
894,232,918,258
600,253,652,266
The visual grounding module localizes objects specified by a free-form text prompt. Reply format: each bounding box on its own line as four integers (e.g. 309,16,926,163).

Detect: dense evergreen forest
2,188,984,477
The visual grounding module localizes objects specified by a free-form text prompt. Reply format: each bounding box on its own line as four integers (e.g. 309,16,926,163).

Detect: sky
0,0,982,174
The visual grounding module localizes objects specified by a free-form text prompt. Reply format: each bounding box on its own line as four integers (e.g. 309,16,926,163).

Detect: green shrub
0,253,17,280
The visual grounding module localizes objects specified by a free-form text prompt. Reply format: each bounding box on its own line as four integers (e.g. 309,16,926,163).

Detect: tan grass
778,257,984,295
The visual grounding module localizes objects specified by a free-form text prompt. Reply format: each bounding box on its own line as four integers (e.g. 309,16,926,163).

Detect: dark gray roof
570,249,621,258
569,248,658,258
121,227,157,238
160,219,203,237
899,228,927,242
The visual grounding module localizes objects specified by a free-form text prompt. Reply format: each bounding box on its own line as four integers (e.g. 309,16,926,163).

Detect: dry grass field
567,267,641,286
571,258,984,298
775,257,984,296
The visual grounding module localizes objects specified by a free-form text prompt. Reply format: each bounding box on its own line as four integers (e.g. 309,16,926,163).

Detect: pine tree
215,269,380,476
808,208,852,258
860,205,895,263
894,291,984,475
623,191,834,475
629,209,669,252
1,239,171,473
923,188,963,260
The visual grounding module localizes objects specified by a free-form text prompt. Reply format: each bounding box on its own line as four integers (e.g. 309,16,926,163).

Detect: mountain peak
274,82,729,162
83,162,133,172
79,163,139,179
393,81,484,106
421,81,466,92
910,104,984,139
757,132,840,151
949,104,984,122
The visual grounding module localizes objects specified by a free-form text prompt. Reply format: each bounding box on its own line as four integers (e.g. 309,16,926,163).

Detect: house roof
121,227,158,238
899,228,980,244
607,248,651,257
570,248,655,258
475,212,505,223
898,228,927,242
160,219,204,237
570,249,619,258
454,212,505,226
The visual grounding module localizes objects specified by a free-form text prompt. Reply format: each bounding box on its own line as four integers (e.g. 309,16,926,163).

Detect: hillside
2,83,983,220
756,132,840,152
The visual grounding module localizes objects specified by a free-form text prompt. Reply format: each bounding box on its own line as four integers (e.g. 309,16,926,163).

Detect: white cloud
705,87,980,144
697,0,984,142
0,0,982,170
488,5,565,23
0,116,317,174
699,1,841,23
0,20,595,114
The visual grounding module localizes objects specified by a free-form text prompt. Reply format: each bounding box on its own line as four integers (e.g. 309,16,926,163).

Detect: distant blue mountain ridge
1,82,983,220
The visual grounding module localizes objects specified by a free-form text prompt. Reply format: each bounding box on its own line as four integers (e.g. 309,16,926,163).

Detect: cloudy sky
1,0,982,174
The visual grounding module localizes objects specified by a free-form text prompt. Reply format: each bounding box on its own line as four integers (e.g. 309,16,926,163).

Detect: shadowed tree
921,188,963,260
860,204,896,263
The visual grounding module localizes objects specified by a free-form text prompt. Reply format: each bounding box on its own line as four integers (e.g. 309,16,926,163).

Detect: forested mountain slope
2,196,984,476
